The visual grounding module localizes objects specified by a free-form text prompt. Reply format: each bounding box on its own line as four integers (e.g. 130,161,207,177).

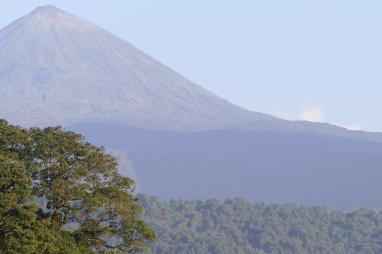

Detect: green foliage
140,195,382,254
0,120,155,253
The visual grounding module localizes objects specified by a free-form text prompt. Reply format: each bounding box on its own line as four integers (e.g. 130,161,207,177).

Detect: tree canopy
0,120,155,253
141,195,382,254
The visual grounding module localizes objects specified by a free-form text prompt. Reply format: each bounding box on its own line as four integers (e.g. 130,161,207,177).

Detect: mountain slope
0,5,273,130
0,5,381,143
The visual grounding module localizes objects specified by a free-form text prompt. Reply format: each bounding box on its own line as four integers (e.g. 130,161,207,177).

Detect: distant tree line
141,195,382,254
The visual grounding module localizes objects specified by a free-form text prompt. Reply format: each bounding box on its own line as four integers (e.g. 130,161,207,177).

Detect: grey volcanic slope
0,5,271,130
0,6,381,143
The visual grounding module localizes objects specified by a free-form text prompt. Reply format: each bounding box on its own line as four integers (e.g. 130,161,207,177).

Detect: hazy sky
2,1,381,131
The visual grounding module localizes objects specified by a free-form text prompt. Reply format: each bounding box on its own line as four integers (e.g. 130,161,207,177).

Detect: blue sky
2,1,381,131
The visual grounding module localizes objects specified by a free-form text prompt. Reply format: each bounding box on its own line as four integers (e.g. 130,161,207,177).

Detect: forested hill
140,195,382,254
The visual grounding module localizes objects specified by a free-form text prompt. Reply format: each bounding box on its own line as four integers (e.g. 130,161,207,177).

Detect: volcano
1,6,382,209
0,5,381,141
0,5,275,129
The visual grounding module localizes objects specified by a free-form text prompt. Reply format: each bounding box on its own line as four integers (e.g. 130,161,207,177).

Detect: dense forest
141,195,382,254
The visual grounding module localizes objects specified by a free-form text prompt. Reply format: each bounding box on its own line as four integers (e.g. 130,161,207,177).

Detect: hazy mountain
1,6,382,210
0,5,381,142
0,5,273,130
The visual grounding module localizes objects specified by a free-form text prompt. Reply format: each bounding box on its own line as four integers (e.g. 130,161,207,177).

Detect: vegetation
4,118,382,254
141,195,382,254
0,120,155,253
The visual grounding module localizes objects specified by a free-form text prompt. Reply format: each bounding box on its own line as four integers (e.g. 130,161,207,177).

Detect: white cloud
299,104,325,122
298,104,363,131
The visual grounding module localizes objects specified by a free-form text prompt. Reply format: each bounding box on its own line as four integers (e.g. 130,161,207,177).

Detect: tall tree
0,120,155,253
